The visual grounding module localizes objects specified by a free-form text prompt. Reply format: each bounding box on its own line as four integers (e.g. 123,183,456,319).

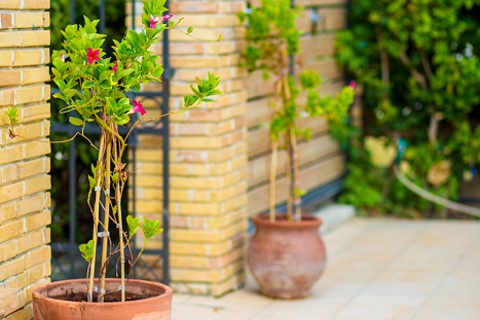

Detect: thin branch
375,28,390,87
399,50,428,90
418,48,433,80
51,131,99,151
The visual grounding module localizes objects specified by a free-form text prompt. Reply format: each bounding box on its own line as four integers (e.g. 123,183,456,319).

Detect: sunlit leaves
79,240,95,263
184,72,223,108
142,217,163,240
5,107,18,126
126,215,140,240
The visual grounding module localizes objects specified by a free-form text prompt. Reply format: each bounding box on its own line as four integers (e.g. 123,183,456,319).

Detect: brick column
0,1,51,319
167,0,248,297
129,0,248,296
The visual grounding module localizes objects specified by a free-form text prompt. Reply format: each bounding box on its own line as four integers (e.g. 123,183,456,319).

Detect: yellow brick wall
128,0,248,296
0,1,51,319
127,0,349,297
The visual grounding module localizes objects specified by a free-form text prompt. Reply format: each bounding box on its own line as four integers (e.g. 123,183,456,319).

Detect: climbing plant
240,0,355,221
49,0,127,242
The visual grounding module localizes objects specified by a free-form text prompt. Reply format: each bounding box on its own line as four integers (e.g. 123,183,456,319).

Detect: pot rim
252,213,323,229
32,278,172,306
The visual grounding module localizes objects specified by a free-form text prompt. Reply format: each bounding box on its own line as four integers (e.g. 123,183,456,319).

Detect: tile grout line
329,221,429,320
246,301,275,320
324,219,383,260
409,232,480,319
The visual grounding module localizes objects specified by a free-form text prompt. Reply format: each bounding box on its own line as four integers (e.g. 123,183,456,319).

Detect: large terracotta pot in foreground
32,279,172,320
248,213,327,299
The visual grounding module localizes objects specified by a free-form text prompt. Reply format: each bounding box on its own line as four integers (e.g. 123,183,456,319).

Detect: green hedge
336,0,480,217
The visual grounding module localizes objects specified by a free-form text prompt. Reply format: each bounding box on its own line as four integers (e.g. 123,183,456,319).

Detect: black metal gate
50,0,171,284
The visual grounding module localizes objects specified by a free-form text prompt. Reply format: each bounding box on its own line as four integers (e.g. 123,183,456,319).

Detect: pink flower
149,15,161,28
112,62,118,73
150,14,173,28
349,80,356,89
130,99,146,116
60,53,65,62
162,14,173,21
86,48,100,65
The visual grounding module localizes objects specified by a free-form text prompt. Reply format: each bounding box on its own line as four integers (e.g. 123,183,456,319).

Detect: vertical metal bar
162,0,171,285
69,136,77,278
131,0,136,30
70,0,75,24
99,0,106,34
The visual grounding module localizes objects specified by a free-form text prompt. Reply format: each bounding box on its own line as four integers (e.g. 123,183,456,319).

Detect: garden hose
393,138,480,217
393,165,480,217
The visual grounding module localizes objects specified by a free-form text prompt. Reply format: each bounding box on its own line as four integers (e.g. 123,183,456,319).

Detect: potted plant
239,0,355,299
32,0,222,318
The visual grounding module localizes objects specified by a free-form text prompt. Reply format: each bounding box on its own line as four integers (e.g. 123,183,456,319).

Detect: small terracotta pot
248,213,327,299
32,279,172,320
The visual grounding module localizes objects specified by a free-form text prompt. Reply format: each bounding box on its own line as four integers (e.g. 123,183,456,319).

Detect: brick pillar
129,0,248,296
168,0,248,296
0,1,51,319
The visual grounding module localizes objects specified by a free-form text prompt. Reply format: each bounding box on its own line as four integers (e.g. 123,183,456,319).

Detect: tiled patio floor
172,218,480,320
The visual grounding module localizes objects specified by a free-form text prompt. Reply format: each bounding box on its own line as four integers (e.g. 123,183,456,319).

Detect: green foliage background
336,0,480,217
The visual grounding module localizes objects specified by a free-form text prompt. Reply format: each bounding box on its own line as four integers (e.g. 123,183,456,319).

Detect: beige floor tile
412,304,480,320
171,293,191,306
255,298,343,318
170,218,480,320
172,303,255,320
186,290,272,315
333,301,418,320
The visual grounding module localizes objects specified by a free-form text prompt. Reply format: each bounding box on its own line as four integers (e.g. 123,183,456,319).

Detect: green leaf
79,240,95,263
141,217,163,240
88,175,96,188
115,114,130,125
68,117,84,126
127,215,140,240
187,26,193,34
183,94,198,107
5,107,18,125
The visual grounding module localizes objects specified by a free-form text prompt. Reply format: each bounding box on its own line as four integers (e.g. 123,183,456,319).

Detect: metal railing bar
161,0,171,285
69,136,77,279
99,0,106,34
70,0,75,24
131,0,136,30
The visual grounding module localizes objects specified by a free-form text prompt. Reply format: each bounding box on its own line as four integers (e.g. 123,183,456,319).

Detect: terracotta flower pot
32,279,172,320
248,213,327,299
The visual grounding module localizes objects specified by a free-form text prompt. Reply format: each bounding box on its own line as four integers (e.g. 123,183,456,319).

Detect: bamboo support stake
116,182,126,301
88,134,107,302
99,132,112,302
114,139,127,302
290,128,301,221
269,140,279,221
285,132,293,220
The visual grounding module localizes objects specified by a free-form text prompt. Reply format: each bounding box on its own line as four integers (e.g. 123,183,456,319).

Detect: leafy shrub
336,0,480,217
